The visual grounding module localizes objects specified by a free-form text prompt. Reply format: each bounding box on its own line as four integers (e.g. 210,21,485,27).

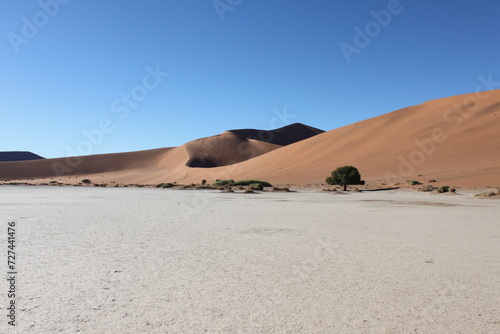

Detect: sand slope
1,90,499,186
221,89,500,186
0,147,173,181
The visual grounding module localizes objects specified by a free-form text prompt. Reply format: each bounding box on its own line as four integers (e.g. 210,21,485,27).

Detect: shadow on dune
228,123,324,146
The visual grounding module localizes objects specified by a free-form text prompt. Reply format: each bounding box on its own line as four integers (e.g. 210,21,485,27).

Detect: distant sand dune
0,151,44,162
1,90,499,187
227,123,325,146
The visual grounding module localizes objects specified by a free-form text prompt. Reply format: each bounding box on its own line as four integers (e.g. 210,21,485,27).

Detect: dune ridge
227,123,325,146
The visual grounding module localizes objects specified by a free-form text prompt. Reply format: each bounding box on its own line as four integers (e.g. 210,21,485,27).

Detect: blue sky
1,0,499,158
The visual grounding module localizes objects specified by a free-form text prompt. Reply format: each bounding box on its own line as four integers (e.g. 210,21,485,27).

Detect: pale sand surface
1,186,499,333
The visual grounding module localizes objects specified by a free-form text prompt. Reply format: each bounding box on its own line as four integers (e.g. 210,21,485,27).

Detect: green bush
419,185,436,192
213,179,235,186
82,179,91,184
234,180,272,187
409,180,421,185
326,166,364,191
201,179,207,185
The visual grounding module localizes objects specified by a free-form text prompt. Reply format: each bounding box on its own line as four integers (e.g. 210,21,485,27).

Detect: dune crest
227,123,325,146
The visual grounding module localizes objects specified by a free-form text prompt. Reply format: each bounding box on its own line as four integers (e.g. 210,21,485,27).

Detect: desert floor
1,186,499,333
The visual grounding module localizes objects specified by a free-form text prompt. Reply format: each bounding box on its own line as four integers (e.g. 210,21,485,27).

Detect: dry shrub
474,190,499,198
419,185,436,192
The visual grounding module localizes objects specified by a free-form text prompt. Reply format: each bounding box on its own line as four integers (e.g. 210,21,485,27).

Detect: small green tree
326,166,365,191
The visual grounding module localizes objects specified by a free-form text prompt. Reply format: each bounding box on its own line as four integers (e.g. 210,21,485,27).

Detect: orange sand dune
185,123,323,167
185,132,280,167
1,90,499,187
0,147,173,181
212,89,500,187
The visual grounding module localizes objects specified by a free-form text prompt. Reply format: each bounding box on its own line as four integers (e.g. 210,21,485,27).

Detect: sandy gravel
1,186,499,333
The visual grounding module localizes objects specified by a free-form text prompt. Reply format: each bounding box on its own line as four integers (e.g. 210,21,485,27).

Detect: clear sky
1,0,499,158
